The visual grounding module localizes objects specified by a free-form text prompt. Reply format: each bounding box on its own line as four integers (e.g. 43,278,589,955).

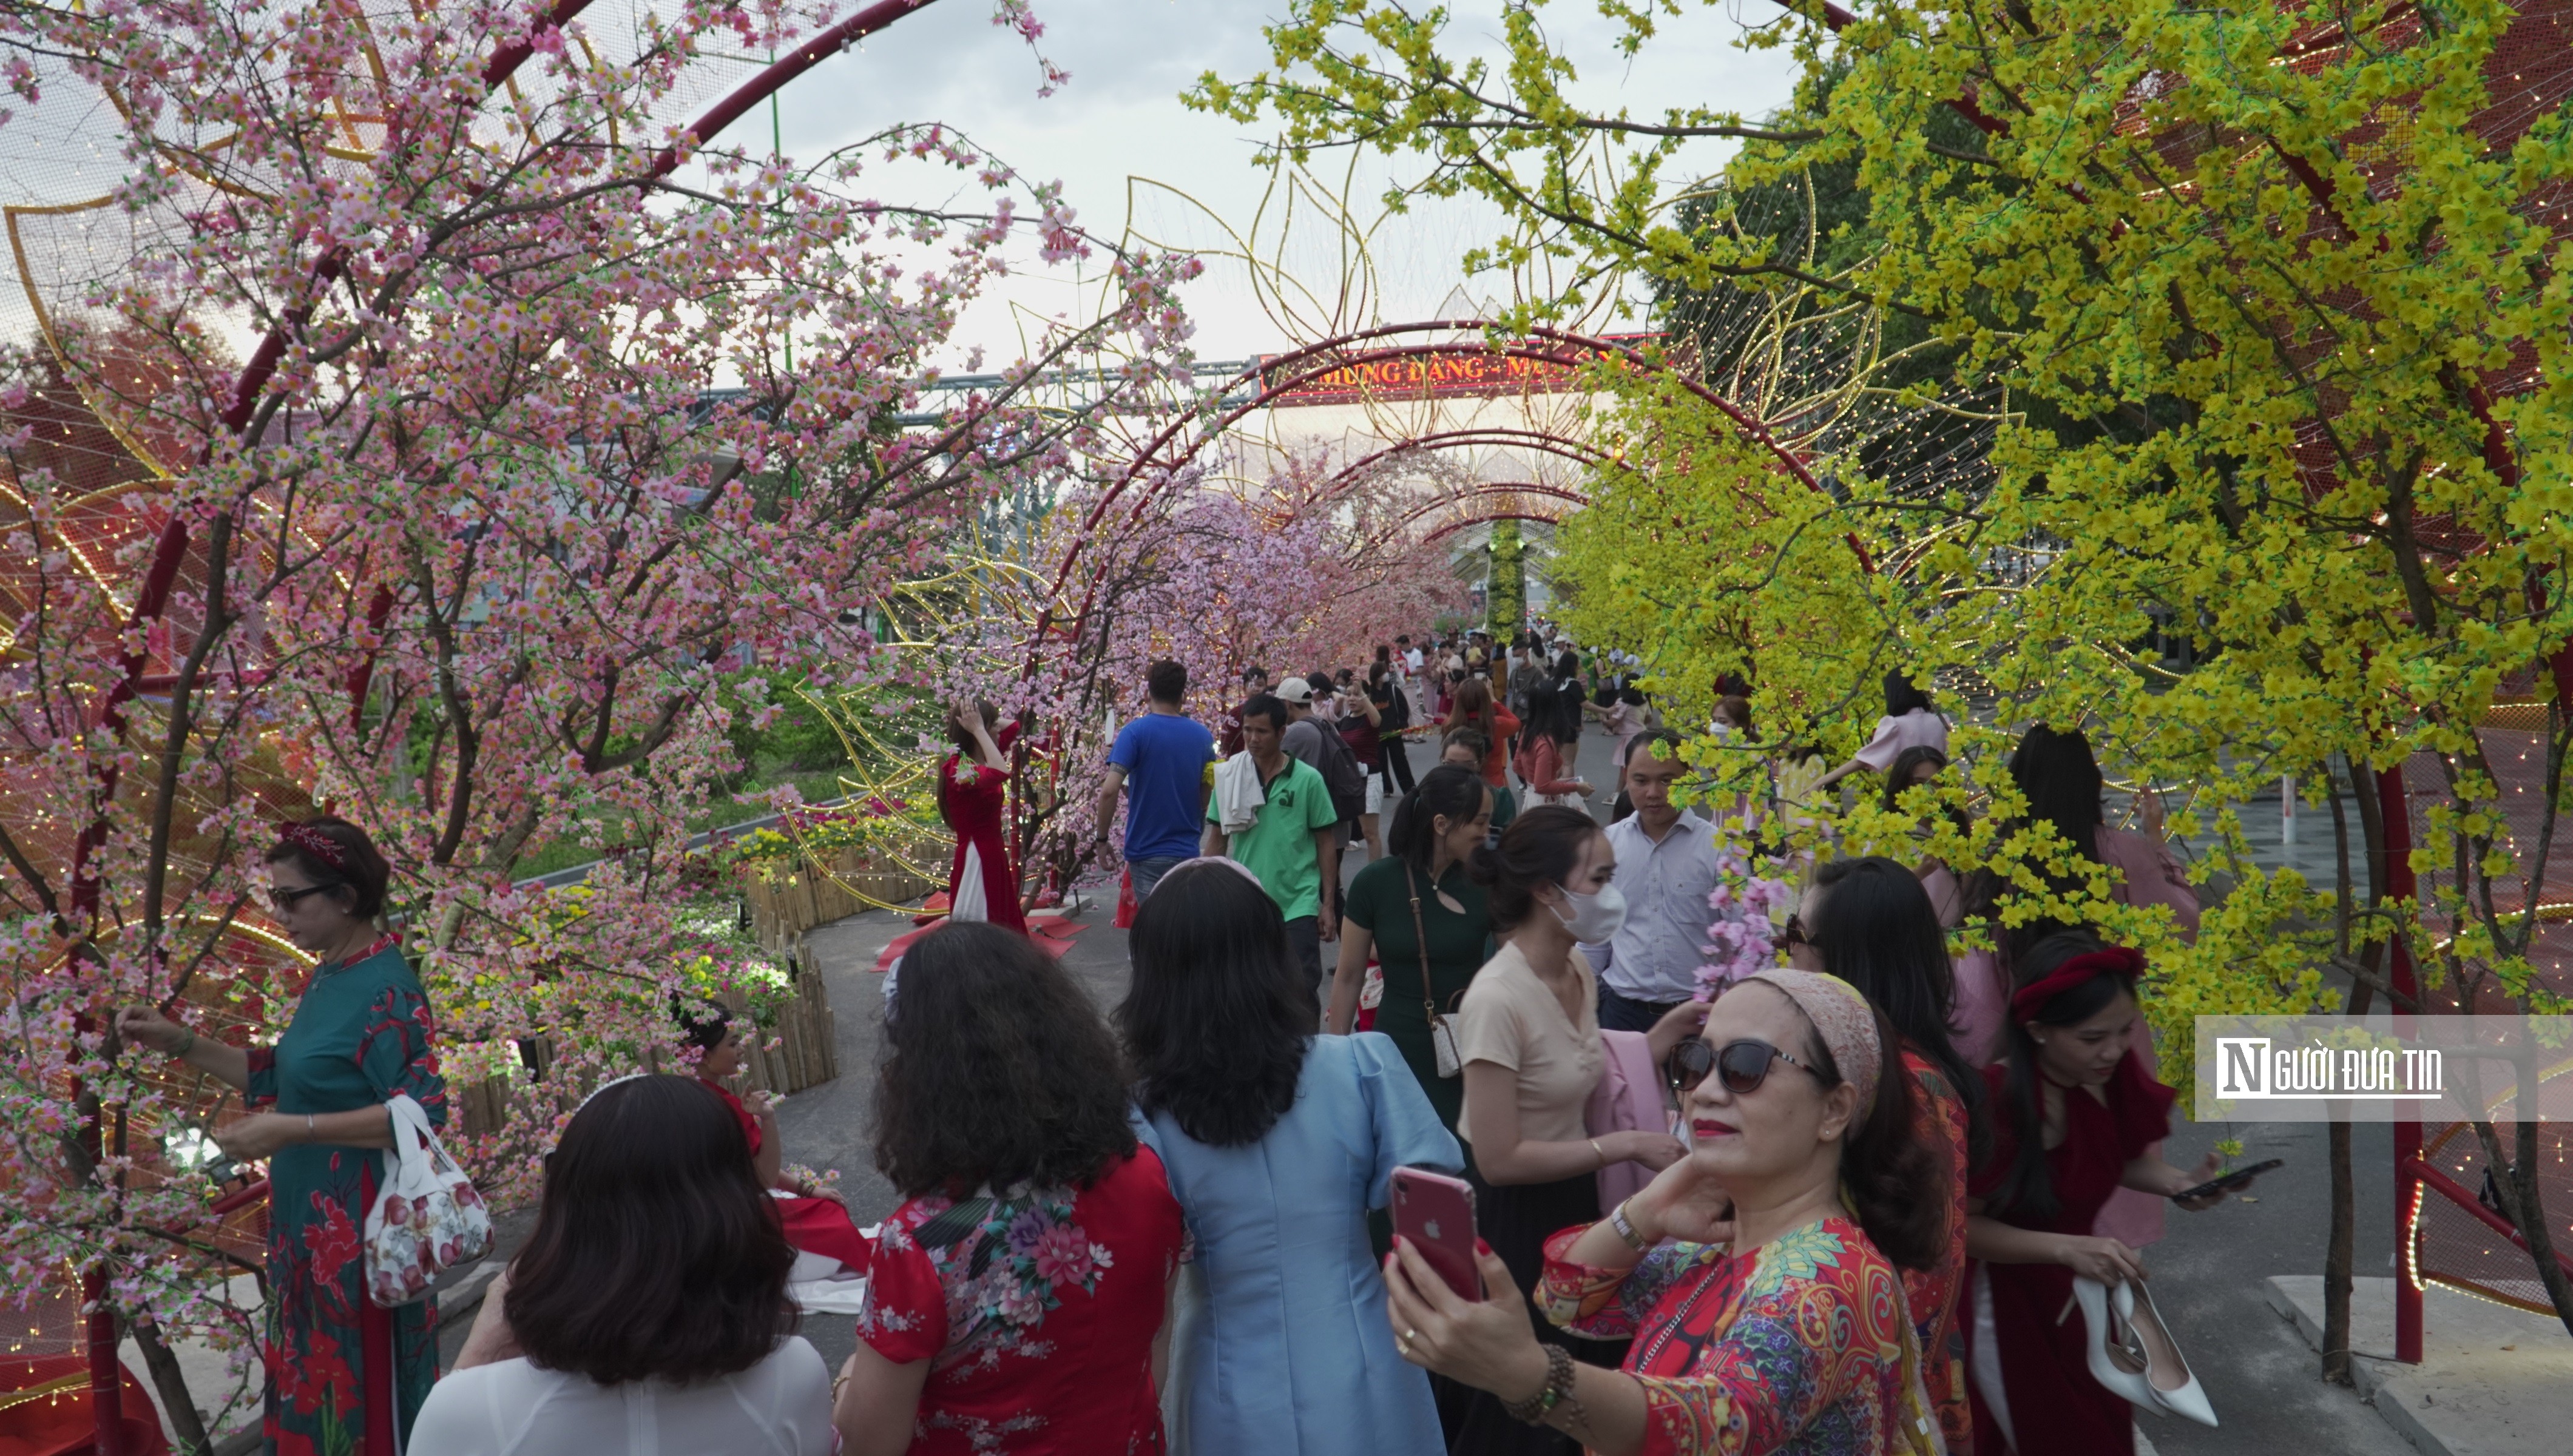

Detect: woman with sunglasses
1446,806,1703,1455
118,817,448,1453
1790,856,1986,1454
1964,931,2239,1454
1384,969,1946,1456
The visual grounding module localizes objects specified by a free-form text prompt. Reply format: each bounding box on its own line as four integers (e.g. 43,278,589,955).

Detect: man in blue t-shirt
1095,659,1217,899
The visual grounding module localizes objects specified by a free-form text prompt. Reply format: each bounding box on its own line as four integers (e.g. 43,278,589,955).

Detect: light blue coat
1134,1033,1464,1456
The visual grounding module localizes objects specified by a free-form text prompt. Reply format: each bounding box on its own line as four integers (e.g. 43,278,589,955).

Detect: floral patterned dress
1902,1046,1973,1454
244,935,445,1456
856,1147,1185,1454
1538,1215,1941,1456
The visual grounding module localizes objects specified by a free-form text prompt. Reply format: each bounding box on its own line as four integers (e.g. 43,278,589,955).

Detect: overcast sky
0,2,1804,374
762,0,1805,363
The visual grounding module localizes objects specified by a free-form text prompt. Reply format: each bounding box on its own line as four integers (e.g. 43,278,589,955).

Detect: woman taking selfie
1384,969,1946,1455
119,817,443,1454
1448,806,1704,1455
1327,764,1495,1131
836,922,1184,1455
1792,855,1986,1453
935,698,1026,932
415,1075,831,1453
1965,932,2245,1454
1122,860,1462,1455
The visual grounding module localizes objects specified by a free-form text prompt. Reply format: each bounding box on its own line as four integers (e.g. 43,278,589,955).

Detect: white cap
1275,678,1314,705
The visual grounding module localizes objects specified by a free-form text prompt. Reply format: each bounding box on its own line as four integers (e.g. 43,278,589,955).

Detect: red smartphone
1389,1166,1484,1301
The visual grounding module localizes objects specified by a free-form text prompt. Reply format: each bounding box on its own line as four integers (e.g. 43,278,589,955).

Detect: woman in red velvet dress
935,699,1026,934
1963,934,2252,1455
683,1005,872,1274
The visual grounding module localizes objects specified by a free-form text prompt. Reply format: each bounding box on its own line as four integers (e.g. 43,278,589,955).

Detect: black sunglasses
268,882,345,911
1667,1037,1825,1096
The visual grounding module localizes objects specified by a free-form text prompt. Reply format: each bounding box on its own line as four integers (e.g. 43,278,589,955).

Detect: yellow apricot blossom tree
1206,0,2573,1340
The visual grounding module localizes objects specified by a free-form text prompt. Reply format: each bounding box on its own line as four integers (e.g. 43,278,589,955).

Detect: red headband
278,821,348,869
2010,946,2146,1022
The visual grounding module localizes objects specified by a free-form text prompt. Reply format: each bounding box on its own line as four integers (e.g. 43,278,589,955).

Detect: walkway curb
2266,1275,2573,1455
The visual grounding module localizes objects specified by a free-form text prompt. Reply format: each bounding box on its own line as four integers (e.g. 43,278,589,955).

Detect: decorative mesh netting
2412,1121,2573,1317
2396,716,2573,1316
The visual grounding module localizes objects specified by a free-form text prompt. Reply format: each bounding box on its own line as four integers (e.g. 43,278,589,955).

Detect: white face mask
1550,881,1628,943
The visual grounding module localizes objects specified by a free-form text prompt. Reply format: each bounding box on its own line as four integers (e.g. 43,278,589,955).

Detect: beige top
1452,941,1606,1148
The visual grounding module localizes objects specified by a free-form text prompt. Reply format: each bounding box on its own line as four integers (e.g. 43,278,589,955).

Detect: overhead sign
1258,333,1665,407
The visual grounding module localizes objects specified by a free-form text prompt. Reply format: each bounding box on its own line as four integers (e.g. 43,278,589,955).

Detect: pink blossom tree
0,0,1196,1439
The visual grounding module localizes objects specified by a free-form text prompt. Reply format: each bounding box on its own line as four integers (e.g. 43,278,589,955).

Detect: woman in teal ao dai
123,817,447,1456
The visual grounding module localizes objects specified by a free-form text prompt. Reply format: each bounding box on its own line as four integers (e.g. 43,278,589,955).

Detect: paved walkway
767,729,2436,1449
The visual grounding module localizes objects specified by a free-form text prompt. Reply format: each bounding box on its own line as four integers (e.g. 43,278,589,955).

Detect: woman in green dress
121,816,445,1456
1327,764,1494,1131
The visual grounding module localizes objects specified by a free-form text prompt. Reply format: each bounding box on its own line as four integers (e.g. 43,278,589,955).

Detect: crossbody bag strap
1402,863,1439,1018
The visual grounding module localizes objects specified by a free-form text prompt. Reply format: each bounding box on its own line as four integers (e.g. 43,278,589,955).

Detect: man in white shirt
1586,730,1723,1033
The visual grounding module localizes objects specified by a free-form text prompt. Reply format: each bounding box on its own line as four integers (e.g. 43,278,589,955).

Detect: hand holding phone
2172,1158,2282,1202
1389,1166,1484,1301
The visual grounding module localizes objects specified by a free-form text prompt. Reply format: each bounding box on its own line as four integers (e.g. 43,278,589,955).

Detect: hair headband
2009,946,2146,1022
1151,855,1265,897
277,821,347,869
1740,968,1882,1115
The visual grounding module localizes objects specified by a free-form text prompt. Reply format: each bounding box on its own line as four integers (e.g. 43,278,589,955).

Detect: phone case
1390,1166,1483,1301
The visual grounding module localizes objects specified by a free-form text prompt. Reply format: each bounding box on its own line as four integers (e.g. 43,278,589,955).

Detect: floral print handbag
363,1091,493,1307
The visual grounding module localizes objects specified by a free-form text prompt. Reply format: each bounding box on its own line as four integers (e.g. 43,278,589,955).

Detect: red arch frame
1035,318,1841,659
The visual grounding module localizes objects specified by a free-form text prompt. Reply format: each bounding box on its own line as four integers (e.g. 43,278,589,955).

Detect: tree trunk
2323,752,2387,1382
128,1315,213,1455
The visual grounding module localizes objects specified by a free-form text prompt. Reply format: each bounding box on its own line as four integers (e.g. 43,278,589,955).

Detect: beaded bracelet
1502,1345,1577,1426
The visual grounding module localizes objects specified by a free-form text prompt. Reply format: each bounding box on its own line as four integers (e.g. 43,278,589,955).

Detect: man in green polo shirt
1203,692,1342,985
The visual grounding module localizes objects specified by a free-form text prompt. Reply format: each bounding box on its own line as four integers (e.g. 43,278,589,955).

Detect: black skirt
1436,1165,1630,1456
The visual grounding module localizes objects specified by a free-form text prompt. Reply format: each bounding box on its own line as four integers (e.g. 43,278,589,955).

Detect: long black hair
1119,863,1314,1147
1469,804,1600,931
1387,764,1490,874
874,922,1137,1198
507,1076,795,1384
1758,989,1945,1272
2010,724,2106,869
1806,857,1988,1166
1984,928,2140,1223
1883,671,1935,718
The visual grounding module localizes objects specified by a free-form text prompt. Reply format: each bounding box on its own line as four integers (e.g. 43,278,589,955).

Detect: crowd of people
127,633,2260,1456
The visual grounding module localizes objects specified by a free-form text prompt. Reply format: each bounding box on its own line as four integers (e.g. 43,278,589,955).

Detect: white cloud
765,0,1802,361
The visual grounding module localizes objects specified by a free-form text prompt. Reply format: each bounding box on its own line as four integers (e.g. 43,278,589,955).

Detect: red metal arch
1359,482,1586,554
1039,319,1836,657
1319,426,1609,494
1422,509,1567,547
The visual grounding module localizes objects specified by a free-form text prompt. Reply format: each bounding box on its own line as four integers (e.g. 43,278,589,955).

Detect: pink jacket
1585,1028,1664,1210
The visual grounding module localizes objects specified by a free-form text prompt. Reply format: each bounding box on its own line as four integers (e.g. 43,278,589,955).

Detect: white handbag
363,1092,493,1307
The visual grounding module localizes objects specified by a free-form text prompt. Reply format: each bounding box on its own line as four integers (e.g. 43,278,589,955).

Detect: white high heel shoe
2125,1279,2219,1426
2071,1276,2161,1411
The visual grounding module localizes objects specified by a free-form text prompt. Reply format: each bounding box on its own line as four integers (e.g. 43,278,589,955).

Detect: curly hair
505,1076,795,1384
1119,863,1313,1147
874,922,1137,1198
